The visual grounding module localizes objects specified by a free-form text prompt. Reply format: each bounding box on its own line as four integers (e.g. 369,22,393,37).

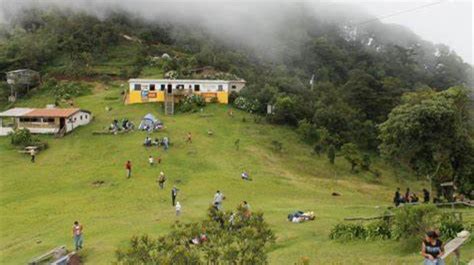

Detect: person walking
421,231,445,265
163,136,169,151
213,190,225,210
175,201,181,216
148,155,154,166
171,186,179,206
30,148,36,163
158,172,166,189
72,221,83,251
125,160,132,178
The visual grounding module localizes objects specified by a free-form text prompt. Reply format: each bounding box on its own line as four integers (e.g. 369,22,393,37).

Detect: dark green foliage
329,223,367,241
115,205,275,264
392,205,439,242
361,154,371,171
366,219,392,240
439,213,465,241
327,144,336,164
10,129,38,147
340,143,361,172
379,87,473,193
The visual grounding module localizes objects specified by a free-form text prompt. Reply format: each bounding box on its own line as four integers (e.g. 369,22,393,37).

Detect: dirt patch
91,180,105,187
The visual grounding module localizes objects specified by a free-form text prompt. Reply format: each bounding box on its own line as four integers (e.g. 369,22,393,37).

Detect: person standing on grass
30,148,36,163
423,189,431,203
158,171,166,189
421,231,445,265
163,136,169,151
72,221,83,251
125,160,132,178
186,132,192,143
213,190,225,210
171,186,179,206
148,155,154,166
175,201,181,216
393,187,401,207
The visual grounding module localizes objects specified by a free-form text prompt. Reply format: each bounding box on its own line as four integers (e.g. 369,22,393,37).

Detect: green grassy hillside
0,82,472,264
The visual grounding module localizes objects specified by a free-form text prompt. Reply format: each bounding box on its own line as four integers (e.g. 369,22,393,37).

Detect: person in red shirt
125,160,132,178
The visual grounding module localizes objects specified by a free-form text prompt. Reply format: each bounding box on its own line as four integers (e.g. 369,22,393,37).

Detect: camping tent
138,113,163,131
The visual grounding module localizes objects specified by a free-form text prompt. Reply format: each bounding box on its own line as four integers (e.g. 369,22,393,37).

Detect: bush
439,213,465,241
366,219,392,240
42,79,92,100
178,94,206,113
233,96,260,113
392,205,439,244
329,223,367,240
10,129,38,147
116,205,275,264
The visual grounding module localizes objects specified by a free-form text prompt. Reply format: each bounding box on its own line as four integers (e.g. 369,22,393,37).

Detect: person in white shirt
175,201,181,216
213,190,225,210
148,155,154,166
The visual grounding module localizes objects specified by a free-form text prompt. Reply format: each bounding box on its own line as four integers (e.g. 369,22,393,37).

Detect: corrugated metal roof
24,108,81,118
0,108,34,117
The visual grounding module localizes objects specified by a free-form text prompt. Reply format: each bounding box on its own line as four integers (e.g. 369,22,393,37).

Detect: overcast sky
352,0,473,64
0,0,472,64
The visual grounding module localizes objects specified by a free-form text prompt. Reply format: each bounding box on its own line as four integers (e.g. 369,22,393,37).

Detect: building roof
128,79,246,84
0,108,34,117
0,107,91,118
24,108,82,118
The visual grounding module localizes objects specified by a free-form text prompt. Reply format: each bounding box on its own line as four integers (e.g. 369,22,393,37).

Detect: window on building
232,85,237,90
46,118,54,123
194,84,200,92
150,84,156,91
74,117,77,121
177,84,184,90
134,84,141,91
160,84,165,91
218,84,223,91
85,115,88,119
80,115,83,120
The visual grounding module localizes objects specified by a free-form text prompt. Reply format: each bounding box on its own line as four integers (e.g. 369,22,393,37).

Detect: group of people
109,119,134,132
393,187,430,206
143,136,170,150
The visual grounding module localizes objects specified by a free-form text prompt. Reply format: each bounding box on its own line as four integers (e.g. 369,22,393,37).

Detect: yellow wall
128,91,142,104
217,92,228,104
128,90,228,104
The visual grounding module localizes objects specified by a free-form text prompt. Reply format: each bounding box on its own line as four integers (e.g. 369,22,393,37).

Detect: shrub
439,213,465,241
228,91,239,104
10,129,38,147
391,205,440,251
233,96,260,113
329,223,367,240
366,219,392,240
178,95,206,113
327,144,336,164
116,205,275,264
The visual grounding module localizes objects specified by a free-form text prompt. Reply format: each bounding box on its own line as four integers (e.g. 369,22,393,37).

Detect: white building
0,107,92,136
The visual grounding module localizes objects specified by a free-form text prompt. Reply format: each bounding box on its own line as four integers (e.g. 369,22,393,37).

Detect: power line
354,0,446,26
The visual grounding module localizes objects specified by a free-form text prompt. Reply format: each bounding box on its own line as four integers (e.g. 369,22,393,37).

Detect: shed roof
24,108,82,118
0,108,34,117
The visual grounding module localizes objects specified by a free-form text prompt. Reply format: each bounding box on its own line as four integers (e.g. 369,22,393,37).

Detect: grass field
0,83,472,264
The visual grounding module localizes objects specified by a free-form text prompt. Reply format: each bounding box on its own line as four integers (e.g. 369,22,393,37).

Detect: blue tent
139,113,163,131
